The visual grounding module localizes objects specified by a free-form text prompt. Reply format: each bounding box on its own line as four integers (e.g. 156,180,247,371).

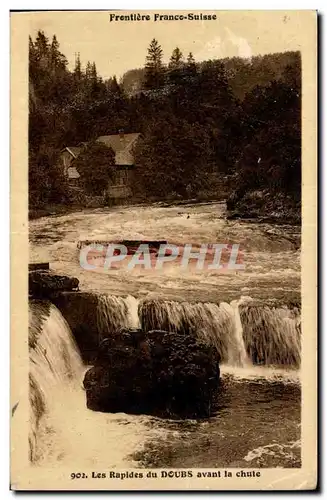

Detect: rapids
27,202,302,468
29,202,301,303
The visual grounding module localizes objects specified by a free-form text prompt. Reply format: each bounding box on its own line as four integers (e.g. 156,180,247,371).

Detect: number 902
71,472,87,479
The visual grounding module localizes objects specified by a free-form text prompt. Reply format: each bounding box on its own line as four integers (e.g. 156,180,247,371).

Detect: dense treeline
121,50,300,100
29,31,301,212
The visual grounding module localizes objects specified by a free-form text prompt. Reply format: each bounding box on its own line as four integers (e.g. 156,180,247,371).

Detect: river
29,201,301,303
28,201,301,469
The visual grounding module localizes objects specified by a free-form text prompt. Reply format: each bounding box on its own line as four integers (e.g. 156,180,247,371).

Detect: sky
27,10,308,80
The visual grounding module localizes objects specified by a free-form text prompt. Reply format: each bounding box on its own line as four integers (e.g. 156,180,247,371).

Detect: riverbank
28,193,227,221
226,190,301,225
29,204,86,220
30,189,301,226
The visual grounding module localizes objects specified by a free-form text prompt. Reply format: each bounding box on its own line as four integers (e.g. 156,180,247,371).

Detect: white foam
220,364,300,383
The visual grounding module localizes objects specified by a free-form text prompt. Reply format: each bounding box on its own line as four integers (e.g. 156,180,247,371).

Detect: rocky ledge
84,328,220,419
29,270,79,299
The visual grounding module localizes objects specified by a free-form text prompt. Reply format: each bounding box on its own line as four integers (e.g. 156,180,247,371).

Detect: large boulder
29,270,79,299
83,329,220,419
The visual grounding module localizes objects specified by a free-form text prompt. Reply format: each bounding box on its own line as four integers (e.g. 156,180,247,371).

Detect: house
97,132,141,199
59,131,141,200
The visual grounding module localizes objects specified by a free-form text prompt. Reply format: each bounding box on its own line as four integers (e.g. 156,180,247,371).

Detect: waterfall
28,299,155,468
138,298,249,366
96,294,141,342
96,295,249,365
64,293,302,368
138,298,300,368
230,300,249,366
239,304,301,367
28,293,301,467
29,301,84,463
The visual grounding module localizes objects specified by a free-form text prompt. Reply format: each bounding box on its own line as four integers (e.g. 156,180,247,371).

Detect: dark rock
29,270,79,299
53,292,99,363
29,263,50,272
83,329,220,419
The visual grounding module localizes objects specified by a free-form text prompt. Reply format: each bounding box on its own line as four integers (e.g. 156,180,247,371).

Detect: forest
29,31,301,220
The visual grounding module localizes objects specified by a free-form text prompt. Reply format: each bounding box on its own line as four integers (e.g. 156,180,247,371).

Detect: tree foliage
28,29,301,209
235,78,301,199
169,47,184,69
73,142,115,195
134,117,214,198
144,39,165,90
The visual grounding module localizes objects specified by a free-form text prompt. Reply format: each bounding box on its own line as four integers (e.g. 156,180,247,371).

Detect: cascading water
28,203,302,469
138,298,249,366
96,294,141,342
230,300,249,366
137,297,300,368
29,301,84,463
239,304,301,367
29,298,156,467
28,292,301,468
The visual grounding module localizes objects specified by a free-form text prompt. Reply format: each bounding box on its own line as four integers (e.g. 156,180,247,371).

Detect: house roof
97,133,141,165
61,133,141,170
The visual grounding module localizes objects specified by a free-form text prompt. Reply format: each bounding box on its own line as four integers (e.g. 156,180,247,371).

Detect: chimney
119,129,125,140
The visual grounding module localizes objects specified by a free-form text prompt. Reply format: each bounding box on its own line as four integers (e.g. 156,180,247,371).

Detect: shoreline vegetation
29,191,301,225
226,190,301,225
29,32,301,224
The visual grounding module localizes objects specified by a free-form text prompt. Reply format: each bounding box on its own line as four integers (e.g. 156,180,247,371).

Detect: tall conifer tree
144,38,165,89
169,47,184,69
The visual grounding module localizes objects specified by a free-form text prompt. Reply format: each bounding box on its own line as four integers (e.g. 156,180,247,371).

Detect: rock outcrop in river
29,270,79,299
84,328,220,419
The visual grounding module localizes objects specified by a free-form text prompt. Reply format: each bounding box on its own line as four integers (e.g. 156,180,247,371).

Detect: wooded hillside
29,32,301,212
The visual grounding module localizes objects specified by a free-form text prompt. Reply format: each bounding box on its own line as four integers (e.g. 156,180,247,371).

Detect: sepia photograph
11,10,317,490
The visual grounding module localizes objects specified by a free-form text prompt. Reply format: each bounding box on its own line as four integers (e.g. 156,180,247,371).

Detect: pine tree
50,35,59,70
29,35,35,58
34,31,50,71
85,61,92,80
35,30,49,59
169,47,184,69
168,47,186,85
187,52,195,66
182,52,197,83
29,36,38,80
187,52,195,64
88,61,102,97
91,62,97,83
144,38,165,90
50,35,67,72
186,53,197,75
107,75,121,94
73,52,82,80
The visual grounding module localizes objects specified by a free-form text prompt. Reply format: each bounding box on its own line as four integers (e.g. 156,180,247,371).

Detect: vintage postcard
11,10,317,491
